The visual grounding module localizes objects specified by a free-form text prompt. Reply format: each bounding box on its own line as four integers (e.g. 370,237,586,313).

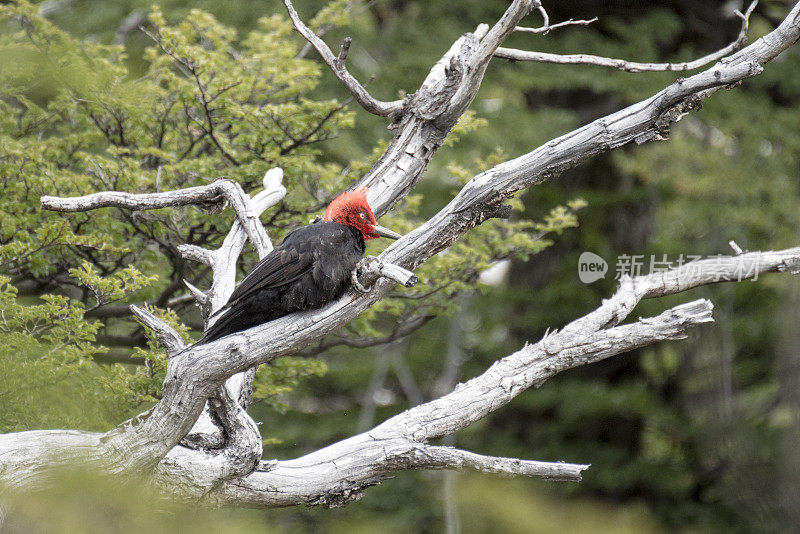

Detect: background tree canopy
1,0,799,532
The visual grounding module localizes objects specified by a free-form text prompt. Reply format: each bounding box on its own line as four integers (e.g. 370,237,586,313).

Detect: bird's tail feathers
207,303,231,320
194,303,246,346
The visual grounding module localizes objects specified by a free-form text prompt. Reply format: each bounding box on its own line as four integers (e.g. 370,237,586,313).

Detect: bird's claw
352,256,382,293
351,269,371,293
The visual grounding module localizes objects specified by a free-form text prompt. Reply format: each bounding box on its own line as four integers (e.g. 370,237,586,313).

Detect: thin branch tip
129,304,185,355
337,37,352,63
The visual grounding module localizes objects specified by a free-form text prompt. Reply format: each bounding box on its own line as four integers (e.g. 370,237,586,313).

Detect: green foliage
0,466,667,533
69,261,157,309
0,0,363,432
442,110,488,147
308,0,365,31
0,275,153,431
0,275,98,351
254,357,328,413
0,468,267,533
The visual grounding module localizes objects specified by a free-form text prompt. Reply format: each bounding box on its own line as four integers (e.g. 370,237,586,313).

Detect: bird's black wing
212,223,356,316
227,248,307,301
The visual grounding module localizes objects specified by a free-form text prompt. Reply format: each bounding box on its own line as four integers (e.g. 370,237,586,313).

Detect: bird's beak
371,224,402,240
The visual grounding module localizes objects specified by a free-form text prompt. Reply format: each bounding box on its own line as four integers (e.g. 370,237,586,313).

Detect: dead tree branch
282,0,404,117
130,305,185,356
497,1,758,72
42,177,274,258
514,17,598,35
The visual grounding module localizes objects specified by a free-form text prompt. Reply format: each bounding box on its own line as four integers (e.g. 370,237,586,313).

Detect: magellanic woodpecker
196,187,401,344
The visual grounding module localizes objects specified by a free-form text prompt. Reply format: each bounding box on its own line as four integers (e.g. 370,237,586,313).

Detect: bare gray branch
498,1,758,72
130,305,185,356
42,177,273,257
282,0,403,117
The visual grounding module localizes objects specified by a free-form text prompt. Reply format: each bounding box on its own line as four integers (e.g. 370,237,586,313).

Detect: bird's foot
351,270,370,293
352,256,383,293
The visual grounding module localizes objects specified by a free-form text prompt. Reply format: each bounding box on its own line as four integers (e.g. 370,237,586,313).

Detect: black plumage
197,222,365,344
195,187,401,345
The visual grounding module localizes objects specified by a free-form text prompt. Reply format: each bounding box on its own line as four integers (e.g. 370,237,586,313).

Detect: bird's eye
359,211,366,220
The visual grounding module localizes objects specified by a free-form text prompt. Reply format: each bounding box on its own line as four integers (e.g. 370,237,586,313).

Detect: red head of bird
323,187,402,240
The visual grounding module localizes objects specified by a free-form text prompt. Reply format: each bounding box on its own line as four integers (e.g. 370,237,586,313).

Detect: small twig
183,279,209,305
533,1,549,31
300,314,434,354
336,37,352,64
354,256,418,291
371,262,418,288
514,17,598,34
729,240,745,255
